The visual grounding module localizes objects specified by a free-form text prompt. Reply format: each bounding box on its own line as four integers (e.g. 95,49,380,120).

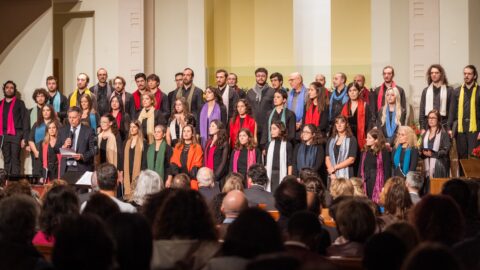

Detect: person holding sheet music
38,121,62,182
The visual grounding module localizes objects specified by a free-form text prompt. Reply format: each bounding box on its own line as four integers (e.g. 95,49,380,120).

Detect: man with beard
146,73,170,120
419,64,453,132
168,72,184,111
288,72,307,141
131,72,148,118
90,68,113,117
448,65,480,162
68,73,97,110
46,76,68,122
328,72,349,125
111,76,134,116
175,68,204,120
373,66,406,113
246,67,274,143
0,81,29,176
353,74,371,105
227,72,246,99
29,88,48,129
216,69,239,119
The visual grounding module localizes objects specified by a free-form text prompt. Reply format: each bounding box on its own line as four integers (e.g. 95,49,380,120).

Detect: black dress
360,149,392,199
229,147,262,186
204,141,229,184
125,139,148,181
38,142,59,180
265,139,293,192
292,143,325,176
99,134,124,170
28,122,48,177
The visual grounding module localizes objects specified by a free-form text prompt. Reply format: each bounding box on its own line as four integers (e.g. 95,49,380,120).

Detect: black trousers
1,139,21,175
456,131,479,159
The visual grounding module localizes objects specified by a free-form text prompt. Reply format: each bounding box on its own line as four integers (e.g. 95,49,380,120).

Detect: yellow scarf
70,88,92,107
458,83,478,132
138,108,155,144
123,136,143,200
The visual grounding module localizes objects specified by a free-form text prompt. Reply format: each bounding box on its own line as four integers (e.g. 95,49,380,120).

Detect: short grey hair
132,170,164,205
197,167,215,188
406,171,424,190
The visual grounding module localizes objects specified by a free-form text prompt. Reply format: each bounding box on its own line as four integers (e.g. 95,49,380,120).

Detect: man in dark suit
244,164,275,210
55,106,96,179
197,167,220,203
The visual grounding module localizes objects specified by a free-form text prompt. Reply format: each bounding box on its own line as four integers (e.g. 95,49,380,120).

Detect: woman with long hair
304,82,329,133
29,104,59,178
199,86,227,148
109,95,131,141
341,82,372,150
264,121,293,192
123,120,148,200
229,128,261,186
166,97,196,147
170,125,203,190
137,93,166,144
146,125,173,186
204,120,229,185
80,94,100,133
380,180,413,229
359,129,392,203
377,87,406,148
97,114,123,170
229,99,257,148
325,115,358,180
38,121,62,182
420,110,451,191
392,126,419,177
293,124,325,176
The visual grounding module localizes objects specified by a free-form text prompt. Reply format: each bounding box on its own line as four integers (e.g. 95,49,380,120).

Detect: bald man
288,72,307,141
90,68,112,116
315,74,326,88
218,190,248,239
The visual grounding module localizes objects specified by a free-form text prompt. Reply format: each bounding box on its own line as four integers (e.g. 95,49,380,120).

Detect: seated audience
410,194,465,246
286,210,331,257
218,190,248,240
274,176,308,233
52,214,114,270
405,171,423,204
82,193,120,222
131,169,164,207
302,175,326,215
170,173,191,190
350,177,367,197
246,254,301,270
151,189,220,270
0,195,50,270
329,177,354,199
107,213,152,270
385,222,419,253
244,164,275,210
402,243,462,270
327,198,376,257
379,181,413,229
363,232,407,270
212,172,245,224
197,167,220,203
141,189,179,225
34,186,79,246
453,230,480,270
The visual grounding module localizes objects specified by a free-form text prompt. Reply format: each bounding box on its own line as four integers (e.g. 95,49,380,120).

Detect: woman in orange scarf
170,124,203,190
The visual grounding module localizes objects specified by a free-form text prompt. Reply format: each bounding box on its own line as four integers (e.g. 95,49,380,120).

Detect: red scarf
0,97,16,136
377,81,396,111
154,89,162,110
304,104,320,126
42,143,61,183
133,90,142,110
341,99,366,149
133,89,162,110
361,87,370,105
229,115,256,148
205,140,216,169
115,112,122,129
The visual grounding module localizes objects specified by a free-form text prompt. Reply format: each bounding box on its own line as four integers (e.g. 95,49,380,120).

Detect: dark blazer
47,91,69,122
55,124,96,176
246,85,275,137
244,185,275,210
418,86,453,130
218,85,239,119
198,186,220,204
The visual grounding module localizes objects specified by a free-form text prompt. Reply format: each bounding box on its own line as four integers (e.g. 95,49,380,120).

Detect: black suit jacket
55,124,96,176
244,185,275,210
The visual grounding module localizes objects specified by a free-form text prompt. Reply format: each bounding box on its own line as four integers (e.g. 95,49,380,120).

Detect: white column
293,0,331,85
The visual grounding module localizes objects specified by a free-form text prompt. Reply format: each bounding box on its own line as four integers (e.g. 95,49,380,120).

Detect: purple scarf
200,102,221,148
360,150,384,203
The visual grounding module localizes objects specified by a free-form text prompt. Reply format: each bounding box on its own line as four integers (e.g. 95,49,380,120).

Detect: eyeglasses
428,117,438,120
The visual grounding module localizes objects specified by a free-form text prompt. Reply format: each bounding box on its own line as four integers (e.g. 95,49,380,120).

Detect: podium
459,159,480,178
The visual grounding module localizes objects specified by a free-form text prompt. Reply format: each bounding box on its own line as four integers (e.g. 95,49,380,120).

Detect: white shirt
80,195,137,213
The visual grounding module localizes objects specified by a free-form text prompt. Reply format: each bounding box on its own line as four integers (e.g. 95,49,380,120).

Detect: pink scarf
0,97,16,135
360,150,384,203
232,148,256,172
377,81,396,112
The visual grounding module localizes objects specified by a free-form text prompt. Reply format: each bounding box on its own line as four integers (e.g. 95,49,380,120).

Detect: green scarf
267,107,286,142
147,140,166,181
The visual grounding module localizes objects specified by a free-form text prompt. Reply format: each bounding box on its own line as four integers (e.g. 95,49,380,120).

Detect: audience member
453,230,480,270
274,177,307,233
170,173,191,189
302,175,327,214
380,181,413,229
244,164,275,210
107,213,152,270
286,210,331,257
141,188,178,225
132,169,164,207
218,190,248,240
405,171,423,204
329,177,354,199
246,254,301,270
34,186,79,246
82,193,120,222
222,172,245,192
410,194,465,246
52,214,114,270
385,222,420,253
197,167,220,203
363,232,407,270
350,177,367,197
402,243,462,270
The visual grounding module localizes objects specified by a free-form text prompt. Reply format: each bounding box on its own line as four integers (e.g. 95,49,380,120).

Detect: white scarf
425,83,447,116
423,129,442,178
169,118,182,141
221,85,230,118
266,140,287,192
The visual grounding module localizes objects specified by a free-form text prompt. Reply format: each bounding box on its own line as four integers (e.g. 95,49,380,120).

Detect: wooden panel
430,178,450,194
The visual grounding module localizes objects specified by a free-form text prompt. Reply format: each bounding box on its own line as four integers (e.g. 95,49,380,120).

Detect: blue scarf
89,113,97,133
287,86,306,122
329,86,349,120
52,91,61,113
34,123,46,144
296,143,317,171
386,109,397,138
393,146,411,175
267,107,286,142
328,136,351,178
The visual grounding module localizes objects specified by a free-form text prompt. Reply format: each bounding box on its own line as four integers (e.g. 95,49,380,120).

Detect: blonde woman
392,126,419,177
377,87,406,148
137,93,166,144
329,177,354,199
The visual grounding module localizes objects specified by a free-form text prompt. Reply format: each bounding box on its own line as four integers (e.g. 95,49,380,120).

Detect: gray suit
244,185,275,210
